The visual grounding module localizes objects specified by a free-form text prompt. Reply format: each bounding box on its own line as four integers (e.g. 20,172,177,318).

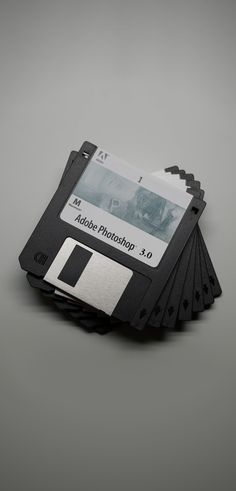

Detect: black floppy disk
19,141,206,329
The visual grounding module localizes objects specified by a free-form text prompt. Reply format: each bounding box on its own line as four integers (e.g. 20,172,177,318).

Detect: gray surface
0,1,235,490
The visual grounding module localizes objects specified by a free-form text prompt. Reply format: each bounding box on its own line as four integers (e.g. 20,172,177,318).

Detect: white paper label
60,148,191,267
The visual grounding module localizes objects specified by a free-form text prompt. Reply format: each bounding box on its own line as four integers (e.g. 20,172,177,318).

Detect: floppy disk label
60,150,191,267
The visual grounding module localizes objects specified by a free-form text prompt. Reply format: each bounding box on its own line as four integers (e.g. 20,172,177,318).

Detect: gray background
0,1,235,490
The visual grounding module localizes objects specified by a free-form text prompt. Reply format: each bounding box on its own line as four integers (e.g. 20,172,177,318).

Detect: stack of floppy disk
19,142,221,334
